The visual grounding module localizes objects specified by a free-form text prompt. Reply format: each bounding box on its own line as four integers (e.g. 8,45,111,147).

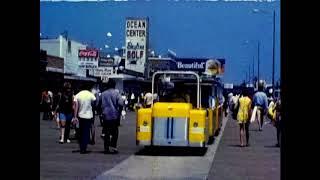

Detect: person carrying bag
250,106,258,123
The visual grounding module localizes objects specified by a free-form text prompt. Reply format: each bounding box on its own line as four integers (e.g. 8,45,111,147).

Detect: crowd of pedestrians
40,79,159,154
227,80,282,148
41,78,281,154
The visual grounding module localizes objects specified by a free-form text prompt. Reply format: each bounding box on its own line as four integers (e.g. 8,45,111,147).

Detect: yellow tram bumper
136,108,152,145
189,109,207,147
136,103,208,147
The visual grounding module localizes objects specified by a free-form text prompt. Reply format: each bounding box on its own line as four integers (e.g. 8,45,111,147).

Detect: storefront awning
64,75,97,82
107,73,141,80
46,67,64,73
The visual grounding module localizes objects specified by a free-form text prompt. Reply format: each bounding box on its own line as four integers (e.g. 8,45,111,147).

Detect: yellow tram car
136,71,224,148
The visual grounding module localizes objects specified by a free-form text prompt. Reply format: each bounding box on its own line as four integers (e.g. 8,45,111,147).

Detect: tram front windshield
155,75,197,106
154,74,219,109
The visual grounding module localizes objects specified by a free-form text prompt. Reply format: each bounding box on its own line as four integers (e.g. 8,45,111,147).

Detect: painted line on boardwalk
95,116,229,180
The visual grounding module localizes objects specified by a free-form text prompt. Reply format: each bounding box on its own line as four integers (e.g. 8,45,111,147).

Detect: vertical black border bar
166,117,170,139
280,0,286,179
171,117,174,139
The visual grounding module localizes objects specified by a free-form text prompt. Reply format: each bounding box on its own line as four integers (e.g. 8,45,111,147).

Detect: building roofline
47,54,64,60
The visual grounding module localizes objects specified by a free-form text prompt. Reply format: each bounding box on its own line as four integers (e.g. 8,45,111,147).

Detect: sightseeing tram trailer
136,71,223,148
200,77,224,143
215,80,224,135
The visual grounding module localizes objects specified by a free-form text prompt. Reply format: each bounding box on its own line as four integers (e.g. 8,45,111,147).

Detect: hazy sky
40,0,280,84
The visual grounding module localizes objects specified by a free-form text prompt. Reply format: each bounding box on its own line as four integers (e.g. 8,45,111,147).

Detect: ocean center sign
125,18,148,74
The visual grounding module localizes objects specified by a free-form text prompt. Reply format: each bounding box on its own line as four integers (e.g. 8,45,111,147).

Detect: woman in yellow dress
237,88,252,147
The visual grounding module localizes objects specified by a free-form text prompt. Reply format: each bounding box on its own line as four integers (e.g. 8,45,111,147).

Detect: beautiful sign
175,58,225,76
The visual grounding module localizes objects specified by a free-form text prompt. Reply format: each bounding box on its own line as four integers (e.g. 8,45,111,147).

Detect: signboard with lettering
78,61,98,69
78,49,99,69
175,58,225,76
99,58,114,67
93,67,114,77
125,18,148,74
101,76,109,83
78,49,99,58
224,83,234,89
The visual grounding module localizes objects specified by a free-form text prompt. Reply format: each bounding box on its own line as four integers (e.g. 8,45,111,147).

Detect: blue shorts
59,113,73,122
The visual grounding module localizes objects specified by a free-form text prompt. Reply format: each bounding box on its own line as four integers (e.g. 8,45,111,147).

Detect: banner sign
93,67,114,77
79,61,98,69
78,49,99,69
175,58,225,76
99,58,114,67
78,49,99,58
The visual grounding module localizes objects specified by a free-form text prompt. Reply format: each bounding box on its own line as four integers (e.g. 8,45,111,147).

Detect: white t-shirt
74,90,96,119
210,96,216,109
131,93,135,100
144,92,153,106
121,95,128,105
91,88,96,95
48,91,53,98
153,93,158,102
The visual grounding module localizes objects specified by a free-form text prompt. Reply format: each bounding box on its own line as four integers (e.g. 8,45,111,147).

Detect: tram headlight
193,122,198,128
143,121,148,126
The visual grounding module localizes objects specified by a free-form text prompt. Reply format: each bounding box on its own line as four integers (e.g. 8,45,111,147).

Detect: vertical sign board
125,18,148,74
94,52,115,79
99,51,114,67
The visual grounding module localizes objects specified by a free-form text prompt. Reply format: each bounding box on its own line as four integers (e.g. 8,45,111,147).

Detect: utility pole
257,41,260,81
252,56,255,84
246,71,248,84
249,65,251,84
272,10,276,96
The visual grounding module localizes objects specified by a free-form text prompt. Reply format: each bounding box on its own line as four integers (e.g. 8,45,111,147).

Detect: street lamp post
252,8,276,95
243,40,260,87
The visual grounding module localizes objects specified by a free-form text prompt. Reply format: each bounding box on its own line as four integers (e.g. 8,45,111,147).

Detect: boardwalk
207,117,280,180
40,112,280,180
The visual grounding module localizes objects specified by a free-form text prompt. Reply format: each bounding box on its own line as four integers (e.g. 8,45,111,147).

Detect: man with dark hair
73,83,96,154
252,80,268,131
100,79,124,154
56,82,74,144
41,88,53,120
275,98,281,147
98,83,108,138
